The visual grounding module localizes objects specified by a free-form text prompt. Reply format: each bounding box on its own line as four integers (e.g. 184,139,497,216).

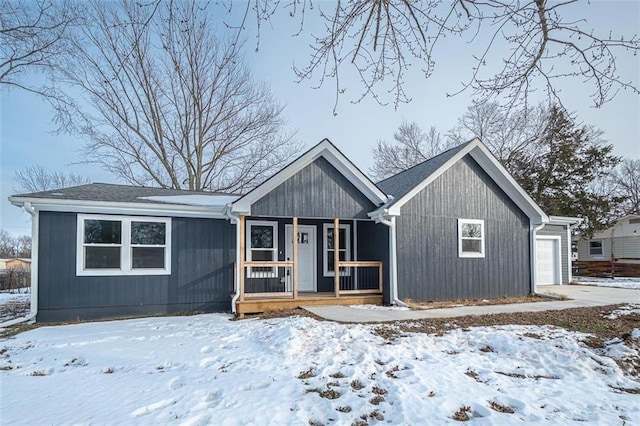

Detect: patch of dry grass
405,294,553,310
488,401,515,413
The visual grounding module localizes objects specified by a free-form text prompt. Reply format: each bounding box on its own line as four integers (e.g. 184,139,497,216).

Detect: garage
536,237,561,285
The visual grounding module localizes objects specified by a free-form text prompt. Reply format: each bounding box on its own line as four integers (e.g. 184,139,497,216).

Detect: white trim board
9,197,228,219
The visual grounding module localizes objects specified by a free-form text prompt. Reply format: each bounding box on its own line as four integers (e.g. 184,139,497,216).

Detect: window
246,221,278,277
589,240,603,256
77,214,171,276
323,223,350,276
458,219,485,258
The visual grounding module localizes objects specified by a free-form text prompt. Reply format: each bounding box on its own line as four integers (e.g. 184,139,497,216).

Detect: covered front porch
235,216,386,316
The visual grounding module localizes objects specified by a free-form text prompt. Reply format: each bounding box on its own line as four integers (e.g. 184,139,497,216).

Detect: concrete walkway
303,285,640,323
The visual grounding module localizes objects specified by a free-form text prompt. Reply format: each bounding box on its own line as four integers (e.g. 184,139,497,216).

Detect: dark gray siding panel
538,225,569,284
357,221,391,304
251,157,377,219
37,212,235,322
396,156,531,301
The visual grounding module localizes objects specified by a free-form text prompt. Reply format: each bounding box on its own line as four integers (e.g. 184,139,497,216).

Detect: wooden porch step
236,294,383,317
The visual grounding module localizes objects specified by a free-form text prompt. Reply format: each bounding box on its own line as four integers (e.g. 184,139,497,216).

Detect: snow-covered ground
1,313,639,425
0,290,30,322
0,291,30,304
574,276,640,290
349,304,411,311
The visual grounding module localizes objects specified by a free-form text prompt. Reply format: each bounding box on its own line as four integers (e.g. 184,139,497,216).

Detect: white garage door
536,238,560,285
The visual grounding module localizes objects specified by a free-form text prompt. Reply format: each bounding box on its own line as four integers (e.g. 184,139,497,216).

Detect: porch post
334,217,340,297
239,215,245,302
293,217,298,299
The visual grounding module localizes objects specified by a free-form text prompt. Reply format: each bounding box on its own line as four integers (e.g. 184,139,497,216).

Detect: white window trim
458,219,485,258
323,223,351,277
246,220,278,278
589,240,604,257
77,214,171,276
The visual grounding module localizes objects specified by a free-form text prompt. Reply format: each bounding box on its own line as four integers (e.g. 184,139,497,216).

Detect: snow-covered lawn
0,292,30,304
0,290,30,322
574,276,640,290
2,313,639,425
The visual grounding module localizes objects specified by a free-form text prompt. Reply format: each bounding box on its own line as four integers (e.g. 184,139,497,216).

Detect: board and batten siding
37,211,235,322
250,157,377,219
357,221,391,303
538,225,569,284
395,156,531,301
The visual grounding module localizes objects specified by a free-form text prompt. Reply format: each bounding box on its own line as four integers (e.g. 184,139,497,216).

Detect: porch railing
337,261,383,294
237,216,383,302
240,260,382,299
242,261,294,298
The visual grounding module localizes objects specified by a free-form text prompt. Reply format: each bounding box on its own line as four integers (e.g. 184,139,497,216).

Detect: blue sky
1,0,639,236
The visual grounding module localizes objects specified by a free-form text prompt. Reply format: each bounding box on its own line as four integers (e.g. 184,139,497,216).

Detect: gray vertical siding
538,224,569,284
37,212,235,322
357,221,391,304
251,157,377,219
395,156,531,301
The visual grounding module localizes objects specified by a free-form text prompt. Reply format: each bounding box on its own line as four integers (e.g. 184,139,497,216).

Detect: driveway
303,285,639,323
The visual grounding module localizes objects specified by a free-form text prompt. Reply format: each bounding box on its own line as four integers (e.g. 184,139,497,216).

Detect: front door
285,225,317,292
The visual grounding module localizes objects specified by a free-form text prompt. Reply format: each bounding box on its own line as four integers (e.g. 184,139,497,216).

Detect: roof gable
373,139,548,223
232,139,388,214
377,141,472,201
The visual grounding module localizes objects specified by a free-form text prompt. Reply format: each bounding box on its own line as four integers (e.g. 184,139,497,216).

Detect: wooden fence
573,261,640,278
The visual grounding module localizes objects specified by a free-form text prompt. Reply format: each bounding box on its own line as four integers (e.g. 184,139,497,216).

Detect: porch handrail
244,261,294,267
336,260,383,295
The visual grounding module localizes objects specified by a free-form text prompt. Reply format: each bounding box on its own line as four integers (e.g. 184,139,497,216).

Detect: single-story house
1,258,31,270
7,138,579,323
575,214,640,263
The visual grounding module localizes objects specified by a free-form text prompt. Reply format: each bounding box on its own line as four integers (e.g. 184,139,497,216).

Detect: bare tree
14,164,91,193
0,229,31,258
448,101,548,173
610,159,640,215
233,1,639,112
370,121,450,181
56,1,297,193
0,0,79,102
0,229,14,258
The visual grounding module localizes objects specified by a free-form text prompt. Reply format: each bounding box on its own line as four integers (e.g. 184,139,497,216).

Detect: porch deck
236,292,383,317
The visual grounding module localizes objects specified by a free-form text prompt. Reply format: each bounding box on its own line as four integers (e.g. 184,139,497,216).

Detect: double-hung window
589,240,603,256
458,219,485,258
323,223,350,276
77,214,171,276
246,221,278,277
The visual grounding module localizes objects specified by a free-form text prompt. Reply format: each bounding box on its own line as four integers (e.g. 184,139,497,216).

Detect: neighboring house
8,139,578,323
4,258,31,270
575,214,640,264
0,258,32,290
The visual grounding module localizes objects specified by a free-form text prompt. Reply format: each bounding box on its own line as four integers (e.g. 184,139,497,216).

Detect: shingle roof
376,140,473,203
11,183,236,205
